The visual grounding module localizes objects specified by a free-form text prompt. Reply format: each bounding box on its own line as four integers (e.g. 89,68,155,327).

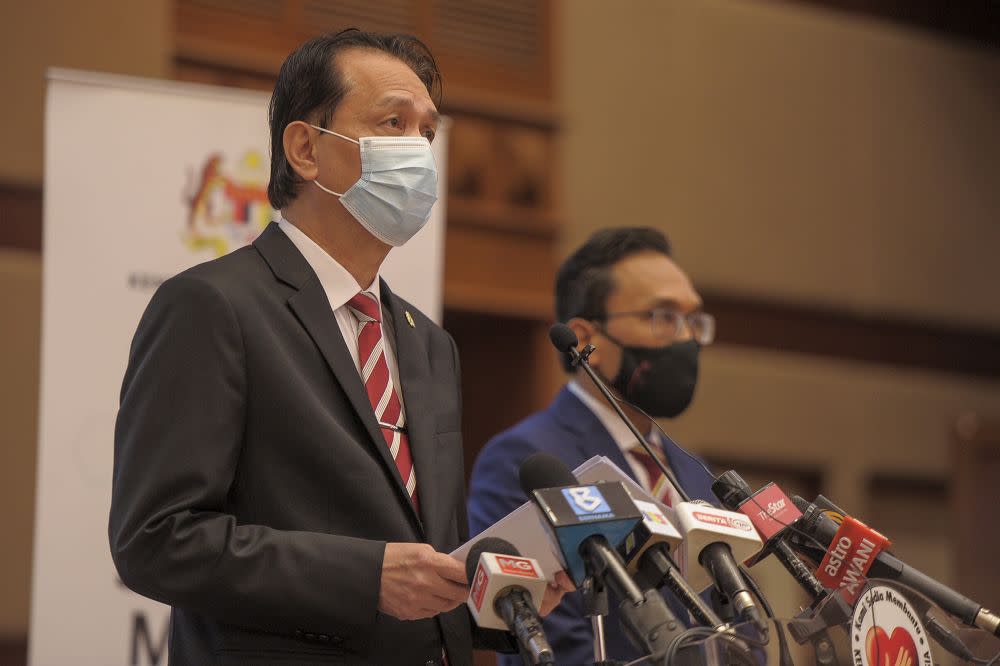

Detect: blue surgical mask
309,125,438,247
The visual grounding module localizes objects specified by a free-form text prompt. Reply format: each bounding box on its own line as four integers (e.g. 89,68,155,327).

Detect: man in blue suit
468,227,719,665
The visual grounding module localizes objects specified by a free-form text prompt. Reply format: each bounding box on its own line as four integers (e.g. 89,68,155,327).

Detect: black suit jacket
110,223,505,665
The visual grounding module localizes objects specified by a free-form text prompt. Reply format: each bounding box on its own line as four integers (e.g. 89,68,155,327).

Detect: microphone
519,453,685,658
671,501,767,632
465,537,554,665
548,323,768,632
547,323,580,360
518,453,644,592
712,471,828,601
789,495,1000,638
548,323,690,503
620,498,725,629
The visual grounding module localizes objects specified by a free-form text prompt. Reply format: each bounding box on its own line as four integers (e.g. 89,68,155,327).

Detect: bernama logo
563,486,611,516
183,151,274,257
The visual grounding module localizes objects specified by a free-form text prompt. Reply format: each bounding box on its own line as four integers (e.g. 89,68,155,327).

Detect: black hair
554,227,673,371
267,28,442,210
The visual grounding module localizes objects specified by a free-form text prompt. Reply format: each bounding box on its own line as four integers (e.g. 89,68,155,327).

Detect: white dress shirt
567,380,682,506
278,218,405,419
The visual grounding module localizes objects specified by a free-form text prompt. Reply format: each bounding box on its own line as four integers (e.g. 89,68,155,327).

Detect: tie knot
347,292,381,323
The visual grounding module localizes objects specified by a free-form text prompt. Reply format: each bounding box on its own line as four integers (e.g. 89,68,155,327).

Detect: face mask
309,125,438,247
601,335,700,418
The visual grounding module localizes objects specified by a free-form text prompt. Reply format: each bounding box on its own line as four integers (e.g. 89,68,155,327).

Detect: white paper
453,455,671,581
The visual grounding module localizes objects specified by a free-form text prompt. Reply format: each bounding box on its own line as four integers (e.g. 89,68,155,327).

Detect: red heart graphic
866,625,917,666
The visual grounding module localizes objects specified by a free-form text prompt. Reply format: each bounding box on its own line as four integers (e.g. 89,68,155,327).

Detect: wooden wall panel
174,0,554,102
953,415,1000,612
0,186,42,253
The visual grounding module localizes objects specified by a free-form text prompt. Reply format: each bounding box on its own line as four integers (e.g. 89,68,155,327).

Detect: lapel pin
405,310,415,328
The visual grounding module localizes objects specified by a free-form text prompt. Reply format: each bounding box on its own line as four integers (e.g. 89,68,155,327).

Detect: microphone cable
593,366,798,666
615,388,831,555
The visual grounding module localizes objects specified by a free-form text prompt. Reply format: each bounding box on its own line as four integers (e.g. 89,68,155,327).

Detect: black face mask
600,335,700,418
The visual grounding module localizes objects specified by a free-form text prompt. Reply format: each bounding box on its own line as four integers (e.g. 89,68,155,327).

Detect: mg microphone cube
467,552,548,630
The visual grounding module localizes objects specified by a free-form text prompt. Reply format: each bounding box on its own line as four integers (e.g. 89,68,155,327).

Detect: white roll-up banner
31,68,449,665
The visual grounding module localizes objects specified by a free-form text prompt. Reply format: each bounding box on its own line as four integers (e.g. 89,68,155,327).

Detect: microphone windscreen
519,452,578,497
711,471,754,510
464,537,520,582
548,323,578,353
790,495,839,545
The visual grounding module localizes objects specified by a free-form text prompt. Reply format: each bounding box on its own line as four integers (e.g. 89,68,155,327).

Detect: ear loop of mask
309,124,359,198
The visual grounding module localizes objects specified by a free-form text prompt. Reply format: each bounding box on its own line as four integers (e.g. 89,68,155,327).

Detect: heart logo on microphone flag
850,585,932,666
866,626,917,666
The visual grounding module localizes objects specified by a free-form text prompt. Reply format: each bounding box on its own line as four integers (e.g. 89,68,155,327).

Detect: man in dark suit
109,30,568,665
468,227,719,665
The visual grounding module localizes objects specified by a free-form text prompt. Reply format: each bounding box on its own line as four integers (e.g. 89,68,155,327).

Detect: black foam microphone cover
519,452,578,497
548,323,579,353
465,536,521,582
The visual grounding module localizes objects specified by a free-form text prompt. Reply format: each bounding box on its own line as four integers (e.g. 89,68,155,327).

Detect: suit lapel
550,387,642,485
659,433,716,504
254,224,422,528
382,281,440,538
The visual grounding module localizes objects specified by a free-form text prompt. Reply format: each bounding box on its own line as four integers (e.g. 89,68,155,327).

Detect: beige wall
560,0,1000,329
0,0,171,187
0,0,170,637
559,0,1000,596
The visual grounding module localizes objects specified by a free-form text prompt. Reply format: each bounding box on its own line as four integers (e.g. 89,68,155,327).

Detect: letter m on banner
131,612,168,665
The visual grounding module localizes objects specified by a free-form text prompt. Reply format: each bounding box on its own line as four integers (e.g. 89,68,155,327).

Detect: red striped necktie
628,441,673,506
347,292,418,511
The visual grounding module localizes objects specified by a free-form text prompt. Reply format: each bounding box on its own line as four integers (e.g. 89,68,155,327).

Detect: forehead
606,250,699,308
334,48,437,115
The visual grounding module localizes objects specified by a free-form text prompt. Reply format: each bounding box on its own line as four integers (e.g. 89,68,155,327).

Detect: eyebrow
374,94,441,125
649,298,703,312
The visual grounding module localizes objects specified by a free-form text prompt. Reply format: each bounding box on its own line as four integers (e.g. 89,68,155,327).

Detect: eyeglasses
595,307,715,345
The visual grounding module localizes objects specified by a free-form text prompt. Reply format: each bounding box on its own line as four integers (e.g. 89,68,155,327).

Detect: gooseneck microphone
712,471,828,601
789,495,1000,638
519,453,685,660
548,324,690,503
549,323,767,633
621,498,726,630
465,537,554,665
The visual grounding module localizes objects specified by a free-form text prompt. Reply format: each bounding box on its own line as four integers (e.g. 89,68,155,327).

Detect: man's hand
378,543,469,621
537,570,575,616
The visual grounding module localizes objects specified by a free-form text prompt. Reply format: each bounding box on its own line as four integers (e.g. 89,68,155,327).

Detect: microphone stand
566,343,691,503
555,330,779,665
786,592,853,666
582,574,623,666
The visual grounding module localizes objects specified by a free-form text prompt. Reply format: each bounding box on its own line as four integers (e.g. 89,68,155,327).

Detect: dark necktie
628,441,673,506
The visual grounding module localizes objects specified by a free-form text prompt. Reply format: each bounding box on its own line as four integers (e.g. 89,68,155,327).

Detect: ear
283,121,319,181
567,317,602,368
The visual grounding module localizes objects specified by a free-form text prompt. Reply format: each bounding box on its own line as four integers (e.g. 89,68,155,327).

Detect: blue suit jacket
468,386,720,666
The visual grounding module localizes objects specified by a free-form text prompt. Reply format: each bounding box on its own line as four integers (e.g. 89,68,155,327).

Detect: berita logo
563,486,611,516
692,511,753,532
183,151,273,257
851,585,931,666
